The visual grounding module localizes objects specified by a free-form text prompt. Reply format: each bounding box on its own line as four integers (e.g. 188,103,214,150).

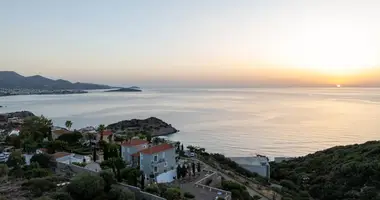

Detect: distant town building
229,156,271,179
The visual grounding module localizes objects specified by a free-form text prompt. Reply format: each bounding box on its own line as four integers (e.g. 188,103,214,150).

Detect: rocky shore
107,117,178,136
0,88,88,97
5,111,35,119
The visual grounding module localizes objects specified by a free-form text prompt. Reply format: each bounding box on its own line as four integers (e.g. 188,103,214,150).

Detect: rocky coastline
107,117,178,136
0,88,88,97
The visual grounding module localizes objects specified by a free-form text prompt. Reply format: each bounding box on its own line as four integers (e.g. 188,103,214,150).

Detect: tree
23,137,38,154
102,158,126,182
30,153,57,169
6,151,25,168
121,167,140,186
191,162,195,176
180,165,187,178
104,143,120,161
146,133,152,143
5,135,21,148
108,185,135,200
176,165,181,179
140,173,145,190
57,132,82,144
65,120,73,131
108,135,112,143
197,162,201,173
126,132,134,142
163,188,181,200
97,124,106,142
46,140,68,154
0,164,9,178
67,173,105,200
20,116,52,142
100,170,117,192
152,137,160,145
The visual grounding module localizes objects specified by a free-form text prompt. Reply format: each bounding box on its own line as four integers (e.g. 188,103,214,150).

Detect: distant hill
0,71,112,90
271,141,380,200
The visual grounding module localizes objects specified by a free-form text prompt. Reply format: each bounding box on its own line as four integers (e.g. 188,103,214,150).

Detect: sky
1,0,380,87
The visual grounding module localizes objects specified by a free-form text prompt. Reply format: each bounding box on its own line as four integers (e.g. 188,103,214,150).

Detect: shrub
67,173,105,200
22,177,56,197
163,188,181,200
49,192,73,200
30,153,57,169
72,162,86,167
184,192,195,199
25,168,51,179
107,185,135,200
144,184,160,195
0,164,8,177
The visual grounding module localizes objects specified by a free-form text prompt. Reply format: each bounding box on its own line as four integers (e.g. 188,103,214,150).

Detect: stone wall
195,171,232,200
117,183,166,200
56,162,167,200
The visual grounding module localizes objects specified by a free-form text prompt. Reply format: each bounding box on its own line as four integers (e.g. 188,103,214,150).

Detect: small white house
229,156,271,179
53,152,91,164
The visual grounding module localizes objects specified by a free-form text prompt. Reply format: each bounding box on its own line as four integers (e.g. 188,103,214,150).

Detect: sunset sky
1,0,380,87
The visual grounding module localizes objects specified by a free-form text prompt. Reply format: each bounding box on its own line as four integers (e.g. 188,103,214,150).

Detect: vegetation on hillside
271,141,380,200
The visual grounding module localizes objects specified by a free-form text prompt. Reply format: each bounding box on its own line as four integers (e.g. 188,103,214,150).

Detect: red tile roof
121,139,148,147
139,143,174,155
100,130,113,136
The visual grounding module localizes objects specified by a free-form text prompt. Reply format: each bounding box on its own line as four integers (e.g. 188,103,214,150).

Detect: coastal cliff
107,117,178,136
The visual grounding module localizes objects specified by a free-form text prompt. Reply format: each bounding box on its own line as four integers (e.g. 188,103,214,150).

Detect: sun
336,84,341,88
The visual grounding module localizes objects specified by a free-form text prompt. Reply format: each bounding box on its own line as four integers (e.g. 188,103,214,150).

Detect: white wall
156,169,176,183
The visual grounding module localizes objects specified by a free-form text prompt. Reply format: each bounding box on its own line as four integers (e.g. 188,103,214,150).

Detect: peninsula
105,87,142,92
0,71,114,97
107,117,178,136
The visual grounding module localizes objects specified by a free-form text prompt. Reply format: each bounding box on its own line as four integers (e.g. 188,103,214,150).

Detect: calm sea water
1,88,379,158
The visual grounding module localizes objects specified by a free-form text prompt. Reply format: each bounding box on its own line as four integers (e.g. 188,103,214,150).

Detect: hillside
271,141,380,200
0,71,112,90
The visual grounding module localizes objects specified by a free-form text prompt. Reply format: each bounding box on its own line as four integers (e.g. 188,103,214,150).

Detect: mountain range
0,71,112,90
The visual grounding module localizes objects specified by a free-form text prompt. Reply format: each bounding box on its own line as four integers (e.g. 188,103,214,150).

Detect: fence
56,162,167,200
195,171,232,200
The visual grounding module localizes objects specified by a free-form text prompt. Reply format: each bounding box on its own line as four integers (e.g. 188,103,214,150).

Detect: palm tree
65,120,73,131
97,124,106,141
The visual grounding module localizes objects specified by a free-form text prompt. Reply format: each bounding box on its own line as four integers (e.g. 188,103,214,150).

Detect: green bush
22,177,56,197
67,173,105,200
49,192,73,200
72,162,86,167
184,192,195,199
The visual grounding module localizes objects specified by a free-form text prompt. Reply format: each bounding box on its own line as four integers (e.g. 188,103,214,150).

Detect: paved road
192,158,269,200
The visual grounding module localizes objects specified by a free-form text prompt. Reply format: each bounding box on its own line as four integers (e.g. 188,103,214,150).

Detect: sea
1,87,379,158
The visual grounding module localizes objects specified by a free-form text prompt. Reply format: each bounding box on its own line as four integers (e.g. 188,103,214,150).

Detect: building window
140,154,143,160
127,148,130,153
154,166,158,173
162,152,165,158
154,155,158,162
